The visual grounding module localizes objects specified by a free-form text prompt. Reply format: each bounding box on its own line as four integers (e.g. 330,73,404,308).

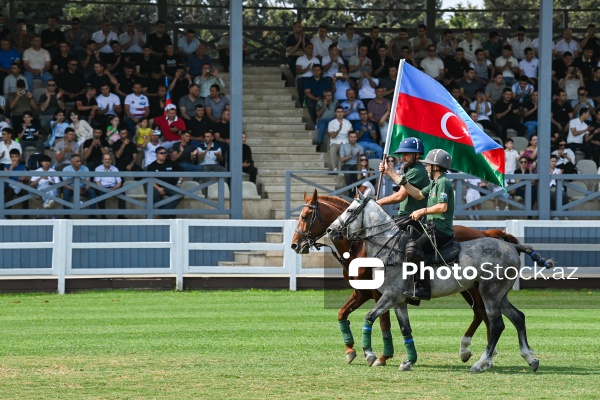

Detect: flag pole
376,59,406,199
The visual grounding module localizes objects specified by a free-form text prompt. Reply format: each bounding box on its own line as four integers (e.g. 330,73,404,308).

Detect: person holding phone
193,62,225,99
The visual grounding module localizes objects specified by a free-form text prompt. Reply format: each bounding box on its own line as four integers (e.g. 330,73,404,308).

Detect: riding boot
404,241,431,301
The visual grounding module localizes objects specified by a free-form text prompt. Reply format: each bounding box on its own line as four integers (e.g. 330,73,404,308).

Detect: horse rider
377,137,429,232
384,148,455,301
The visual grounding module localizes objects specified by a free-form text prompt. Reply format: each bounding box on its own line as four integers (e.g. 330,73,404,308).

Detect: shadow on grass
414,363,600,375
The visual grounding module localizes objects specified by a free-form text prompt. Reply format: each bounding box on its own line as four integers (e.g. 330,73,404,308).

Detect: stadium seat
32,88,47,104
368,159,381,171
576,159,597,175
512,137,528,153
242,181,261,199
124,181,146,200
207,182,230,199
181,181,204,198
506,129,518,138
566,181,588,201
490,136,503,147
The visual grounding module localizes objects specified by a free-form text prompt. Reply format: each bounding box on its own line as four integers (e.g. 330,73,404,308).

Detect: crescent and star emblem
440,112,470,140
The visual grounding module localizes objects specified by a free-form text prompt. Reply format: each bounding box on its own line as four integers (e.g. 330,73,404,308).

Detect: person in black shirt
102,40,127,77
146,145,183,211
56,58,87,102
242,132,258,183
82,127,110,170
493,88,526,138
186,104,210,141
135,45,160,79
17,111,44,153
551,89,574,135
160,43,183,80
87,61,117,92
146,20,172,58
171,131,202,173
112,128,143,173
212,109,230,168
115,64,139,99
75,84,99,124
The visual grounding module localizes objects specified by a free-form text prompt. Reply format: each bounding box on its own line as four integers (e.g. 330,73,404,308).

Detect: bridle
295,196,329,249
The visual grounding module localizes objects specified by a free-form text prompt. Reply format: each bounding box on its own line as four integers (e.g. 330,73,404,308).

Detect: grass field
1,289,599,399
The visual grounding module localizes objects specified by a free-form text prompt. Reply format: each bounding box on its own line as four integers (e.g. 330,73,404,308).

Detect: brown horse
291,188,519,367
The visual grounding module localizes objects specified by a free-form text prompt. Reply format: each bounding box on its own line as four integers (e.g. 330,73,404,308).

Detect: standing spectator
91,19,118,54
216,33,235,73
186,104,211,141
4,62,27,97
17,111,44,153
482,32,503,62
177,29,200,59
146,146,183,212
124,82,150,136
30,154,60,209
567,108,593,158
22,35,53,91
0,127,21,169
179,83,203,121
62,154,98,216
187,43,212,77
64,17,89,60
549,155,570,217
322,44,342,79
508,26,532,61
410,24,433,63
495,45,519,87
504,138,520,176
82,127,110,171
12,19,33,55
69,109,93,146
7,79,36,128
471,48,494,86
421,45,444,81
485,72,507,105
340,131,363,195
437,30,458,59
171,131,202,173
204,84,230,123
551,90,574,135
304,64,332,125
193,64,225,99
371,45,394,79
94,153,126,218
119,20,145,65
556,28,580,58
75,84,98,124
242,132,258,184
337,23,362,63
387,28,411,62
54,128,80,169
197,130,227,172
367,86,389,139
39,80,65,139
160,43,184,80
361,26,385,62
458,28,482,62
519,47,539,85
311,25,333,61
295,42,319,107
146,20,172,58
112,128,143,173
56,58,87,102
494,88,526,139
354,108,383,159
41,15,65,55
315,89,338,148
286,21,310,77
327,106,352,171
154,104,186,149
95,83,121,126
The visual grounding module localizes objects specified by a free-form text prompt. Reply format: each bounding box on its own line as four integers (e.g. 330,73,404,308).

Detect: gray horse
327,189,551,373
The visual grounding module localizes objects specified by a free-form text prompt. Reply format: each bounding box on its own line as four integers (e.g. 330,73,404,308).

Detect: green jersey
398,162,429,216
420,173,454,236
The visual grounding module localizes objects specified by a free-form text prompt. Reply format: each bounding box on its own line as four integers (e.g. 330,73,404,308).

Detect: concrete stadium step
242,82,286,89
243,94,292,102
244,102,301,110
252,153,324,162
242,109,305,117
232,251,267,266
240,89,294,96
251,146,318,154
243,125,309,133
243,116,304,124
246,138,313,146
254,161,327,169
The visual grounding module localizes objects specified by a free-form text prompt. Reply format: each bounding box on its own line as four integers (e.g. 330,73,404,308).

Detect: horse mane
317,195,350,212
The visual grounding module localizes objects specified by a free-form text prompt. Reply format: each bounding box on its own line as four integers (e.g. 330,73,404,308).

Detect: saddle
424,241,461,266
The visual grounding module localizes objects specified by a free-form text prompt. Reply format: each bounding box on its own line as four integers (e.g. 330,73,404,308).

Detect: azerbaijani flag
384,61,505,188
164,77,173,116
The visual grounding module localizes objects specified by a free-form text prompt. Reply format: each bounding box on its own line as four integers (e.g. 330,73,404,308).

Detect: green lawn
0,289,599,399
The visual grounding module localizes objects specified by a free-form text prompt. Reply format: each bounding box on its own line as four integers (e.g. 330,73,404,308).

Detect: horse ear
310,188,318,204
303,192,309,202
359,188,371,200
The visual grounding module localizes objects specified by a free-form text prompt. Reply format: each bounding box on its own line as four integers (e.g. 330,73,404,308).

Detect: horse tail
483,229,521,245
515,244,554,269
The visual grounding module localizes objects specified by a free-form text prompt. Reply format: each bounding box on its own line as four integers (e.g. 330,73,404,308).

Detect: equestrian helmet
393,137,425,154
421,149,452,170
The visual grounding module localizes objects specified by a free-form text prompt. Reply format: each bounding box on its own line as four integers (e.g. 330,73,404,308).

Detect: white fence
1,219,599,294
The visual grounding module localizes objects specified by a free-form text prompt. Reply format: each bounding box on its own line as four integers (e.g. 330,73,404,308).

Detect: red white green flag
384,61,506,187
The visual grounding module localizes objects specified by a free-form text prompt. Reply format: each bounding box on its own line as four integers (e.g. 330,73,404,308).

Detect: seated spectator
357,67,378,108
328,106,352,171
54,128,80,169
444,47,470,84
119,19,145,65
242,132,258,184
331,65,353,102
186,104,211,141
52,41,73,74
80,40,102,79
69,109,93,146
522,90,539,138
367,86,389,141
95,82,122,127
511,76,535,104
371,45,394,79
551,139,577,175
315,89,338,149
471,48,494,86
39,80,66,138
552,51,574,83
217,33,240,73
571,87,595,118
124,81,150,137
493,88,526,139
514,155,537,205
495,45,519,87
354,108,383,159
75,84,98,124
458,67,482,103
65,19,89,59
459,28,481,63
204,84,230,124
87,61,117,92
380,65,398,102
556,28,580,58
567,108,593,158
8,79,36,128
340,88,364,124
146,146,183,212
286,21,310,78
322,44,342,79
142,130,162,168
482,32,502,62
114,63,139,100
197,130,227,172
295,42,318,106
94,153,126,218
171,131,202,173
410,24,432,63
178,83,203,121
212,109,231,164
586,67,600,104
167,65,192,106
56,58,87,103
160,43,183,80
186,43,212,77
135,45,159,79
17,111,44,154
518,47,539,85
348,45,371,83
400,46,418,68
361,25,385,62
30,154,60,209
0,128,22,169
387,28,411,62
485,72,507,105
340,131,363,196
147,20,173,58
22,35,53,92
589,110,600,165
304,64,332,125
450,85,469,111
83,127,110,170
421,45,444,81
549,155,570,217
91,19,118,54
47,109,69,148
154,104,186,149
337,22,361,64
520,134,538,172
177,29,200,59
148,84,168,119
559,65,583,103
469,88,499,136
0,38,21,77
112,128,143,173
3,62,27,96
105,115,121,144
551,90,574,135
193,64,225,99
62,154,98,216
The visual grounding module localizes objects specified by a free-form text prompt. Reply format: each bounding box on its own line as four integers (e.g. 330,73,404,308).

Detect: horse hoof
399,360,414,371
346,350,357,364
460,350,472,363
493,348,499,357
470,360,493,373
470,365,483,373
529,359,539,372
365,352,377,367
372,357,387,367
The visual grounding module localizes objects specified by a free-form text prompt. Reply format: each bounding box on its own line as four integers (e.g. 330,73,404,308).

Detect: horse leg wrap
362,319,374,350
403,334,418,363
382,331,394,357
339,320,354,346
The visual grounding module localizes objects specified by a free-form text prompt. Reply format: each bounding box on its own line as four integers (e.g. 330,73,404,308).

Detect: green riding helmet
421,149,452,170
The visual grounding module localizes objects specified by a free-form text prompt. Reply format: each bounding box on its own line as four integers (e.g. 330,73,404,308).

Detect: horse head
327,188,372,243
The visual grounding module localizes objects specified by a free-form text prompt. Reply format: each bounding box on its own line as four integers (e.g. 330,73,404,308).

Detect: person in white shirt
495,45,519,86
94,153,126,217
0,128,22,168
518,47,539,83
567,108,593,158
327,106,353,171
420,45,444,81
337,22,362,62
177,29,200,59
556,28,580,58
22,35,53,91
458,28,482,63
143,130,162,168
508,27,533,61
30,154,60,209
119,19,145,62
95,83,122,124
532,37,555,58
124,82,150,136
91,19,119,54
310,25,333,61
321,44,342,79
504,138,520,177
